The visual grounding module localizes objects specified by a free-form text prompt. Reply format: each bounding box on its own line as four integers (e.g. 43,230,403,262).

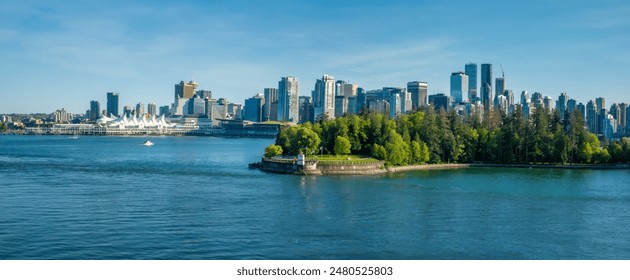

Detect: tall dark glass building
89,100,100,121
464,63,477,101
107,92,119,117
480,64,493,108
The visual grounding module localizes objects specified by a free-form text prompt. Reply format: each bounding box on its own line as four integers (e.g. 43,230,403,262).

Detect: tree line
266,106,630,166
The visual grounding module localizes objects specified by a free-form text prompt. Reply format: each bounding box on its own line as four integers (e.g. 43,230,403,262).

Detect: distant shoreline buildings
2,62,629,140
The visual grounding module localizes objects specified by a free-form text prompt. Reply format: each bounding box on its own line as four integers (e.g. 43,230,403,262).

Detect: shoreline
387,163,630,172
252,159,629,175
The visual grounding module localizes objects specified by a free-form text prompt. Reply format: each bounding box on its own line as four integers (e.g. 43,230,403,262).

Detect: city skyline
2,1,630,113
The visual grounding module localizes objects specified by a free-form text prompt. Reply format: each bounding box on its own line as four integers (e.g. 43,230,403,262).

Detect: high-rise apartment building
465,63,477,101
263,88,278,121
136,102,145,117
277,76,299,122
107,92,119,117
407,81,428,109
450,72,469,103
313,74,336,121
557,93,569,118
147,103,157,116
89,100,100,121
480,63,493,108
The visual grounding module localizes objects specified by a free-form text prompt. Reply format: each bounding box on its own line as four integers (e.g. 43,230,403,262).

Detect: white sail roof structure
97,115,175,129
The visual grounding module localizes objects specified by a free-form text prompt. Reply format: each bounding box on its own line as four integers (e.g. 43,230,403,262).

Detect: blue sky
1,0,629,113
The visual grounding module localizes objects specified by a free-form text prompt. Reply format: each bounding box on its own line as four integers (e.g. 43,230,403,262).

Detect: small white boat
143,140,154,146
68,135,79,139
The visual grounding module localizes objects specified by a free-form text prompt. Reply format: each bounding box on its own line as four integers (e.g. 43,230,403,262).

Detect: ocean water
1,135,630,259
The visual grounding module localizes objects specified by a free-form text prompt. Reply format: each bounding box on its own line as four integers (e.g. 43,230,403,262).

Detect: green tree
371,143,387,160
410,140,430,164
334,135,352,155
292,127,321,155
264,144,283,158
384,129,409,166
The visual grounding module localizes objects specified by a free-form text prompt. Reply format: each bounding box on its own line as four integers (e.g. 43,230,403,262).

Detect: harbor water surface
1,135,630,259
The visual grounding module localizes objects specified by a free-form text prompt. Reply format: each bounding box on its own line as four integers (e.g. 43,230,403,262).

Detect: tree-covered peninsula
265,107,630,166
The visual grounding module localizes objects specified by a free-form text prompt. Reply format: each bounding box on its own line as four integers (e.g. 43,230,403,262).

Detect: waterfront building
465,63,478,101
147,103,157,116
262,88,278,122
107,92,119,117
313,75,335,121
89,100,100,121
450,72,469,103
53,108,71,123
244,94,265,122
407,81,428,109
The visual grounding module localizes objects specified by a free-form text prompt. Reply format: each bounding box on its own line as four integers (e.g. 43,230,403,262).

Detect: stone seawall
252,159,629,176
253,157,385,175
318,162,386,175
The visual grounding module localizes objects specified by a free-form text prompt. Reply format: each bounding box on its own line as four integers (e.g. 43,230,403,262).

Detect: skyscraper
494,77,505,107
147,103,157,116
586,100,597,133
557,93,569,119
89,100,100,121
263,88,278,121
175,81,198,99
313,74,336,120
465,63,477,101
480,63,493,108
107,92,119,117
244,94,265,122
450,72,469,103
407,81,428,109
277,76,299,122
136,102,145,117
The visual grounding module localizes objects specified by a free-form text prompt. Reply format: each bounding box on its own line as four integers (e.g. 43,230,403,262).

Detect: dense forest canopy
270,107,630,166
